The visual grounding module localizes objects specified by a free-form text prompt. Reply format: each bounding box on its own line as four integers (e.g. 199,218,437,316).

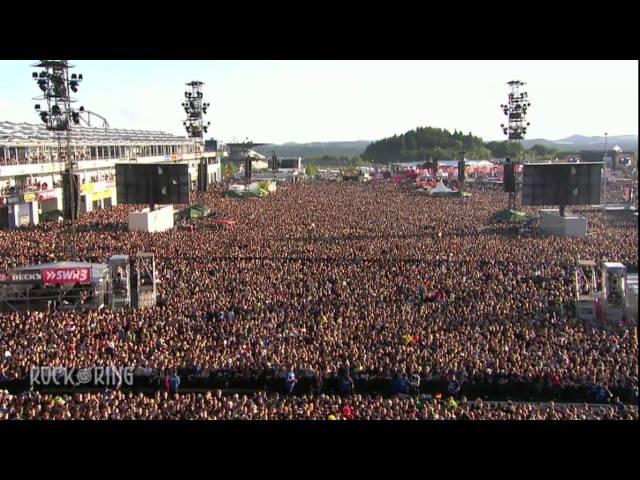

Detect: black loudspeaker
116,164,190,205
245,156,252,181
155,164,190,204
198,162,208,192
0,206,8,228
504,159,516,193
458,160,465,184
116,164,151,205
521,163,602,206
62,172,80,220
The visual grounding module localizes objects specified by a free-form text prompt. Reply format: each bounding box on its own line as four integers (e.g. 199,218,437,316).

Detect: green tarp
493,209,529,223
225,189,268,198
174,204,211,220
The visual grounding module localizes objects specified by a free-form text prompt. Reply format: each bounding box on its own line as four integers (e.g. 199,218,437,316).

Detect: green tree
222,160,238,176
529,144,557,158
305,164,319,177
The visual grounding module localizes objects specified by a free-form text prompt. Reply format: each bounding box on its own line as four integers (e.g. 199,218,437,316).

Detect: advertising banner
38,190,58,201
9,271,42,283
81,183,95,194
42,267,92,285
92,189,114,201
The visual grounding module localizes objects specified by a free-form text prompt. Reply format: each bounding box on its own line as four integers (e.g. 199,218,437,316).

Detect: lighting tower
32,60,84,260
182,81,210,197
603,132,608,206
458,150,466,193
500,80,531,210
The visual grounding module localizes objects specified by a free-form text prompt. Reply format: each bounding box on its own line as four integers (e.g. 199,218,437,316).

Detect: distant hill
253,140,371,159
522,135,637,152
251,134,637,162
362,126,492,163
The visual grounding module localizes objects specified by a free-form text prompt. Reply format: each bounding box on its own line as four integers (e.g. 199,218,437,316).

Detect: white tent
472,160,495,168
252,160,269,170
432,180,451,193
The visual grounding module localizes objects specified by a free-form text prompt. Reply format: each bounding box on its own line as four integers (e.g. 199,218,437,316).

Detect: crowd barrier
1,371,635,404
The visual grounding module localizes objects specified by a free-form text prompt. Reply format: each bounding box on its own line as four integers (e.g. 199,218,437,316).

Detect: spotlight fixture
31,60,95,236
500,80,530,143
182,80,210,145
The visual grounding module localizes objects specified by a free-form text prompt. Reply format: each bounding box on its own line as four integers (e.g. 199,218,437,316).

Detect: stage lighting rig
32,60,84,133
182,81,212,196
182,81,211,143
500,80,531,142
31,59,86,255
182,80,211,153
500,80,531,210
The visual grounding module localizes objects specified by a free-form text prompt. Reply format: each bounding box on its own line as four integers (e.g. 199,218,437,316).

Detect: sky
0,60,637,144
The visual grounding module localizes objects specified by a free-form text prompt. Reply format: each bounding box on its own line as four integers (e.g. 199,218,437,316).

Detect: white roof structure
439,160,495,167
0,121,192,147
603,262,626,270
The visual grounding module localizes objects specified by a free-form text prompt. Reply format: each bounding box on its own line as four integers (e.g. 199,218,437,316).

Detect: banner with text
42,267,92,285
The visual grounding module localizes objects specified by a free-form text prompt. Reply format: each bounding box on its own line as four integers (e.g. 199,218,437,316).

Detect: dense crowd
1,390,637,420
0,180,638,419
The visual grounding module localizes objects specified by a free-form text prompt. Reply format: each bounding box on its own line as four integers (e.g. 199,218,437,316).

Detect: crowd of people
1,390,636,420
0,180,638,419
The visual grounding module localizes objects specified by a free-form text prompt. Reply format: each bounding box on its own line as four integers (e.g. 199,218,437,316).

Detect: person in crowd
285,369,297,395
165,371,181,395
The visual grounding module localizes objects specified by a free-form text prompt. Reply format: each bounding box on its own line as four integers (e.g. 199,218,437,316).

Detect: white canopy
432,180,451,193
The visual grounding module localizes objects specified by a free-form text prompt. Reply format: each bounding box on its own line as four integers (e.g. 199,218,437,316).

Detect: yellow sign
23,193,36,202
91,189,114,201
81,183,96,194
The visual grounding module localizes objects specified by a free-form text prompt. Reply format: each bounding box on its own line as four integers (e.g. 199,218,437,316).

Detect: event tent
431,180,452,195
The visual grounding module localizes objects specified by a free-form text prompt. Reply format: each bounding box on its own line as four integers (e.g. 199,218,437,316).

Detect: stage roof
0,121,192,146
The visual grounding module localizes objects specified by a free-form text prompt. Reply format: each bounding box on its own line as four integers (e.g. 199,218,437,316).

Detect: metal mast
500,80,531,210
182,81,210,208
33,60,84,260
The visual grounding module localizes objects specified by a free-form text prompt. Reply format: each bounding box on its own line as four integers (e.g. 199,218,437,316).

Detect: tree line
361,126,559,163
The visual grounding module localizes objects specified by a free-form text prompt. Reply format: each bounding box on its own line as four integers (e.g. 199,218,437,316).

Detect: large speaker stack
458,160,465,185
245,156,252,182
198,162,209,192
62,171,81,220
116,164,190,206
503,158,516,193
